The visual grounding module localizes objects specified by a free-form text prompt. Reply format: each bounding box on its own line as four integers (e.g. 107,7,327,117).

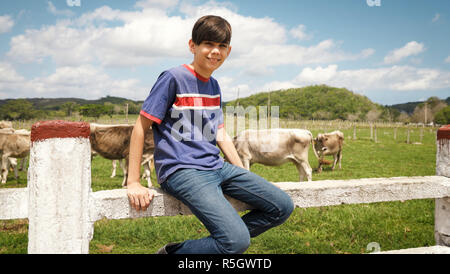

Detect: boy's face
189,40,231,77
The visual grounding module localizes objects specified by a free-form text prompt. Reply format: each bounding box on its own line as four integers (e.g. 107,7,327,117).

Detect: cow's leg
1,154,10,184
338,150,343,169
243,158,251,170
122,158,129,187
8,158,18,179
19,156,26,171
317,160,323,173
143,163,152,187
111,160,117,178
331,154,338,171
295,160,312,182
301,160,312,181
295,162,305,182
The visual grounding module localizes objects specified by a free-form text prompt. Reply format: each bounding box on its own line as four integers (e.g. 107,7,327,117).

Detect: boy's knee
217,229,251,254
281,196,294,221
274,194,294,224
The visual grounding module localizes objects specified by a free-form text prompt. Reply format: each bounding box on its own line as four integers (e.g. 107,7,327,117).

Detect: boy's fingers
139,196,147,211
143,193,150,209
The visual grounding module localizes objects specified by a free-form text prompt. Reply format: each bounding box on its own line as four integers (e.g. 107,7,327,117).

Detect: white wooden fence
0,121,449,254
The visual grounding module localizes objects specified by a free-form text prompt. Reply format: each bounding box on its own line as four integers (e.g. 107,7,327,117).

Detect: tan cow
0,130,30,184
313,130,344,173
233,128,315,182
111,156,153,183
89,123,155,187
0,121,12,129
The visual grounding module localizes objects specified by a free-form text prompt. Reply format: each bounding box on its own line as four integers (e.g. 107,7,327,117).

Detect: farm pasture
0,120,439,254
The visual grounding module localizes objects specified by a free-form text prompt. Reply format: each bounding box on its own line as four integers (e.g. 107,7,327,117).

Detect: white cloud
216,76,251,101
291,64,450,92
0,63,146,99
289,24,311,40
135,0,179,9
0,15,14,33
0,62,25,83
7,1,374,72
47,1,75,17
432,13,440,23
445,56,450,63
383,41,425,64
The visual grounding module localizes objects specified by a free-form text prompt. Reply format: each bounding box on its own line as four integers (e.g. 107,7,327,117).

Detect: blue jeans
160,162,294,254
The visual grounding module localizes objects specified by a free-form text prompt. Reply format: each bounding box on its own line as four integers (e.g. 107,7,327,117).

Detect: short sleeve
218,83,224,128
140,71,177,124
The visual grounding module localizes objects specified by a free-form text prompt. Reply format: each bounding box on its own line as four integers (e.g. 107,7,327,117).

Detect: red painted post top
31,120,90,142
437,124,450,140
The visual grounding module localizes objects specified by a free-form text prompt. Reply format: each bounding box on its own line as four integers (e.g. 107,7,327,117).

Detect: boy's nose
211,46,220,55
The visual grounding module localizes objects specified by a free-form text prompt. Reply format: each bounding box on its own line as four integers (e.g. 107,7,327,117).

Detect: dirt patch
0,219,28,234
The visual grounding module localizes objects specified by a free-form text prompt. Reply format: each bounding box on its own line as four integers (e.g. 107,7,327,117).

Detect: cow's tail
308,131,320,161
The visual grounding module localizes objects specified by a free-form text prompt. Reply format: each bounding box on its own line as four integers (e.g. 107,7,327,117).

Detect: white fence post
27,121,93,254
435,125,450,246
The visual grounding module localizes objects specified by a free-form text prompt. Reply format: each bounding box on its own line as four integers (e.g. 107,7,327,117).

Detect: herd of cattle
0,120,344,186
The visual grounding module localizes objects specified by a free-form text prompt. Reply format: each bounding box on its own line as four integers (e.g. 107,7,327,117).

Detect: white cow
0,130,30,184
233,128,317,182
89,123,155,187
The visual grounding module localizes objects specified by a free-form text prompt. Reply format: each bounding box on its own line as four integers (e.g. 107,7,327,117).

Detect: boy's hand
127,182,155,211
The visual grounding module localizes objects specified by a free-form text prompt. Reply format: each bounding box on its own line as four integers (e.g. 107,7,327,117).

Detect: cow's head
314,134,329,153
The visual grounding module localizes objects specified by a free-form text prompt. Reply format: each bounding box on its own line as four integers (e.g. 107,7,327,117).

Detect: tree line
0,88,448,124
225,85,449,124
0,97,142,120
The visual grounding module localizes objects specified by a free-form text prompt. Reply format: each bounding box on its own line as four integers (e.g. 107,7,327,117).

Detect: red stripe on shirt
140,110,162,124
174,96,220,107
183,64,210,82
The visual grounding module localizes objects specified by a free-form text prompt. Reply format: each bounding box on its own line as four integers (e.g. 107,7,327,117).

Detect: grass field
0,122,439,254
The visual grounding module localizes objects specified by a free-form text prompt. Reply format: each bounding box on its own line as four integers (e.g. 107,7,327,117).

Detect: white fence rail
0,121,449,254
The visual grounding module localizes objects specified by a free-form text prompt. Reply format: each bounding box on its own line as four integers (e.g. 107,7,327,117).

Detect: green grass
0,125,439,254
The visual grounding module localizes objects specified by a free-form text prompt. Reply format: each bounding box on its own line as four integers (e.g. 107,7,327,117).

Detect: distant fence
0,121,449,254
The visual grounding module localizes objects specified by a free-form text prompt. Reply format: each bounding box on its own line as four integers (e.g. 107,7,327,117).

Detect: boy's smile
189,40,232,79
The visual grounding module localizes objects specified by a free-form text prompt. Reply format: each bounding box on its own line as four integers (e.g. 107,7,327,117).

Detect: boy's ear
188,39,195,54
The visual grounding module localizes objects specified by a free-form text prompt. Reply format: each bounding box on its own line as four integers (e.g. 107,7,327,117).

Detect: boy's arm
216,126,244,169
127,115,154,211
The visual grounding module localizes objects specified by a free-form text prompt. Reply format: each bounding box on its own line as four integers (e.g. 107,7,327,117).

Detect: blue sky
0,0,449,105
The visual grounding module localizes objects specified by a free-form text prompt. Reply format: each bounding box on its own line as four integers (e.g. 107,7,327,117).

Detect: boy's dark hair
192,15,232,45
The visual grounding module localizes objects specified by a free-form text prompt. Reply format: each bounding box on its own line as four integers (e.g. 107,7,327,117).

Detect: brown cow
0,121,12,129
89,123,155,187
313,130,344,173
233,128,315,182
0,130,30,184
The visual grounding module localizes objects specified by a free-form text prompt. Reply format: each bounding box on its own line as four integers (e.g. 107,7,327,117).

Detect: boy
127,15,294,254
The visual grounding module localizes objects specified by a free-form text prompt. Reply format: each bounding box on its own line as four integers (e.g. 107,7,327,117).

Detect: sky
0,0,449,105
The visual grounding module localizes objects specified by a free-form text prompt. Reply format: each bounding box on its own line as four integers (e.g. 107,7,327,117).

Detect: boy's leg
219,162,294,238
160,168,251,254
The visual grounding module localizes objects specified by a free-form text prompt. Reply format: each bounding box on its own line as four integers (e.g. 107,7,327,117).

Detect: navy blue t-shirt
140,64,225,184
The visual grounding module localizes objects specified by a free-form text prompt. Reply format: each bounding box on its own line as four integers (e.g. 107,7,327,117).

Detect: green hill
225,85,387,121
0,95,143,111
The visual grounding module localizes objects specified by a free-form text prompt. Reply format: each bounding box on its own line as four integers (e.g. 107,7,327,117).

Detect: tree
60,102,78,116
0,99,37,120
411,97,447,123
366,109,382,122
79,104,114,118
434,106,450,125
